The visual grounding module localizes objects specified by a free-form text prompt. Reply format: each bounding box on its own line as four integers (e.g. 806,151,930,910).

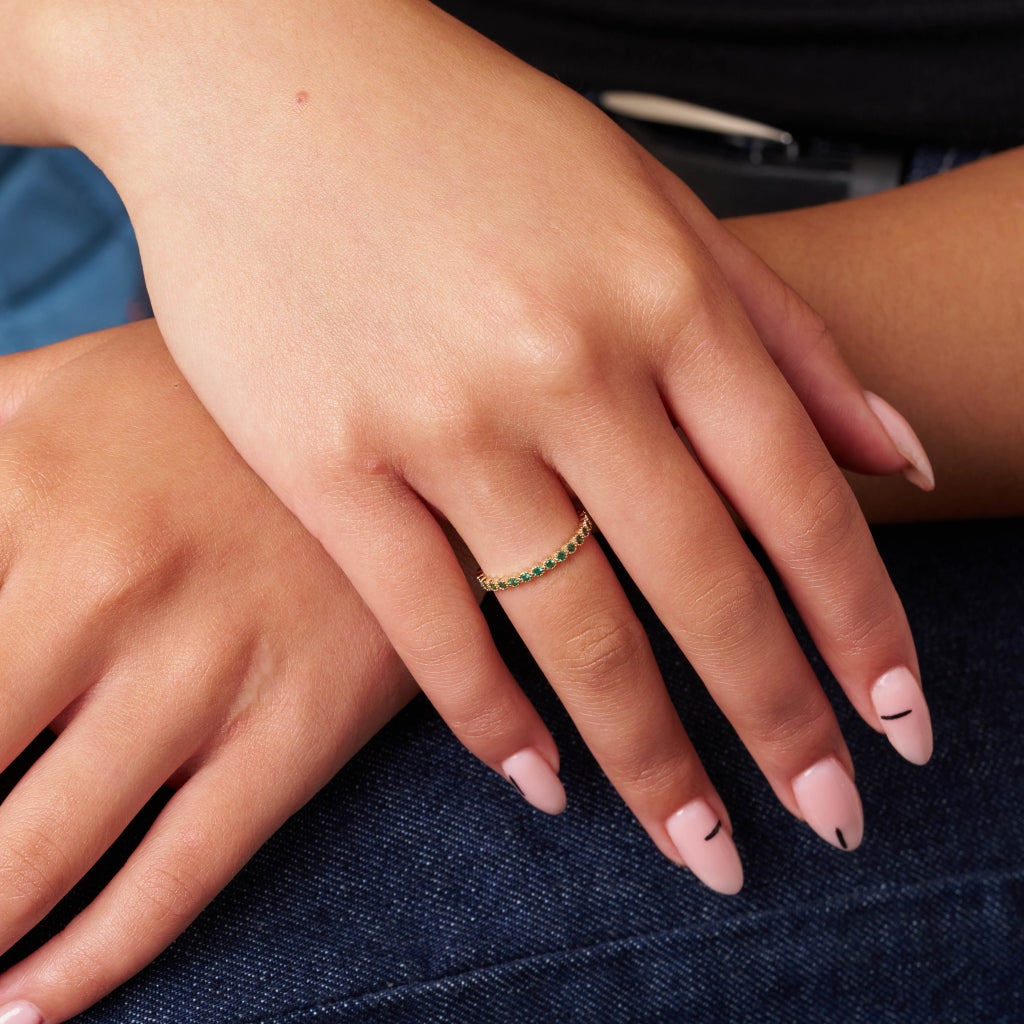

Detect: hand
0,322,417,1023
62,0,932,886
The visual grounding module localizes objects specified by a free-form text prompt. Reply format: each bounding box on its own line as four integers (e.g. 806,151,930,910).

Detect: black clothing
437,0,1024,147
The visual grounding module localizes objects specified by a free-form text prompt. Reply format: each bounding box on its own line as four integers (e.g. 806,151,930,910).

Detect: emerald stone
509,576,520,587
544,558,557,570
532,566,544,577
519,572,532,583
566,541,576,554
497,580,508,590
556,550,567,561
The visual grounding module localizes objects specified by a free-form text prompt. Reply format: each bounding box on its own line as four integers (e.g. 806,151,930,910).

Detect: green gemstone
497,580,508,590
519,572,532,583
544,558,557,570
574,532,585,545
556,550,567,561
508,576,520,587
566,541,576,554
532,565,545,577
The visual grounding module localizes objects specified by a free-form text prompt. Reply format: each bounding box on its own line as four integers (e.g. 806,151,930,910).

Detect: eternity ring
477,510,593,592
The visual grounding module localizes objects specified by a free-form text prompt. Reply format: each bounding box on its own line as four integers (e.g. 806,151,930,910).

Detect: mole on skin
295,91,309,109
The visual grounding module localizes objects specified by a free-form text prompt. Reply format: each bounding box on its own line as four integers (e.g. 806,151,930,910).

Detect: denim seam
234,862,1024,1023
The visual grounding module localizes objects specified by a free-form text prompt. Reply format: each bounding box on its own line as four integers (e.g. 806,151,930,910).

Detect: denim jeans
0,147,1021,1023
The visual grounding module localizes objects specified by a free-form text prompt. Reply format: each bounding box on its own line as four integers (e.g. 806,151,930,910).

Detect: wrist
0,0,76,146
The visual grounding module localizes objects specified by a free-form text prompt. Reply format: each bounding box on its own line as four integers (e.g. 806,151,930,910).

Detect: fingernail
871,666,933,765
666,799,744,895
792,756,864,851
864,391,935,492
0,1002,45,1024
501,749,566,815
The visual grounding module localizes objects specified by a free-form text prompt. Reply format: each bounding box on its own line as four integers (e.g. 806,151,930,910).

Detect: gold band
477,510,593,592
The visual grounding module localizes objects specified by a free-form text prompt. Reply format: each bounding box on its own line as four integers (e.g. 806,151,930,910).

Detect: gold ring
477,510,593,592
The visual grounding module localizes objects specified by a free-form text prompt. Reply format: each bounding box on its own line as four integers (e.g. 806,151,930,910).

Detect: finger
430,456,742,891
0,635,237,957
652,284,932,768
307,475,566,814
550,387,864,851
0,727,321,1024
640,151,934,488
0,566,109,772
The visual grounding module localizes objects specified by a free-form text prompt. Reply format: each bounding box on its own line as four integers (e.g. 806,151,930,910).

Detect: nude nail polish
864,391,935,492
501,749,566,815
666,799,744,895
871,666,934,765
0,1002,44,1024
792,756,864,851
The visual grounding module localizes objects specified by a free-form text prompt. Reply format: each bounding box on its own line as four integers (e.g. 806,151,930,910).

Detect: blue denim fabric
0,146,1021,1022
0,147,145,354
6,520,1015,1023
904,146,990,184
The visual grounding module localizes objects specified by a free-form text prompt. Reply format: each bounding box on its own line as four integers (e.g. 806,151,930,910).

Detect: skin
0,327,417,1020
729,147,1024,522
0,0,1017,1017
8,0,930,866
0,149,1019,1021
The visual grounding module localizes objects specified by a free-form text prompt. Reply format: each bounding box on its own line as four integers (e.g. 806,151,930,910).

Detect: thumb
643,152,934,491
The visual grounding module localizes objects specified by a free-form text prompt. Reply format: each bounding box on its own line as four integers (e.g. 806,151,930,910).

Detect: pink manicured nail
871,666,933,765
666,799,743,895
864,391,935,491
501,749,566,815
792,756,864,851
0,1002,44,1024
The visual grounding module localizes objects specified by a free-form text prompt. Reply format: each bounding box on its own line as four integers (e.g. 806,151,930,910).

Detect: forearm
0,0,70,145
727,148,1024,521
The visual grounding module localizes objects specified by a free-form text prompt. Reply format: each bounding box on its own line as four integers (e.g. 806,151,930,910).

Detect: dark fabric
23,518,1017,1023
436,0,1024,147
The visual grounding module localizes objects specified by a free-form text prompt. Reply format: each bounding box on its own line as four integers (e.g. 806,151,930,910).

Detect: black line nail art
508,776,525,798
836,828,848,850
880,709,913,720
704,820,722,842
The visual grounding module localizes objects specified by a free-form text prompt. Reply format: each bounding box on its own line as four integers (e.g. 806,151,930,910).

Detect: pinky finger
0,752,307,1024
638,150,933,486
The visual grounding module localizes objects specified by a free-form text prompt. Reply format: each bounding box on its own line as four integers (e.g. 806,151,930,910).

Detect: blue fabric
6,520,1017,1023
0,146,1021,1022
0,147,146,354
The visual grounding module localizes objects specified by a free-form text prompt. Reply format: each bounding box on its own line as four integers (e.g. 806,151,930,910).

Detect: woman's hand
0,323,417,1024
53,0,932,884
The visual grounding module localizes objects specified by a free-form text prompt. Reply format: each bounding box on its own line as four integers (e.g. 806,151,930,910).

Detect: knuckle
780,463,861,566
774,284,835,378
830,597,901,660
506,316,608,402
403,610,483,680
443,696,518,753
746,691,837,758
71,512,185,616
128,862,205,931
634,240,706,316
609,744,701,803
0,821,74,916
558,613,649,689
685,562,775,655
